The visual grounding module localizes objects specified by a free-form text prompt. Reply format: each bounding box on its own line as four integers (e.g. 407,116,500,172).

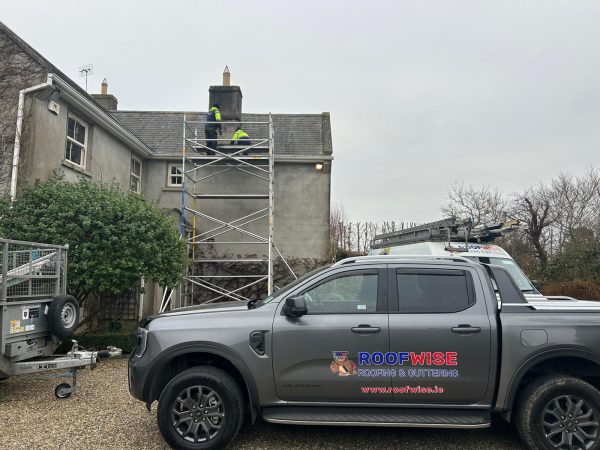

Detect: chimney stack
92,78,118,110
209,67,242,121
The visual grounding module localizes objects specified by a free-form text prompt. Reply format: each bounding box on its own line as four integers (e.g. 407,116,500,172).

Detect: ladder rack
370,217,520,249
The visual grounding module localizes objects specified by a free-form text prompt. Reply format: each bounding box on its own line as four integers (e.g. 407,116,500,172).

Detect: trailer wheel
55,383,72,399
48,295,79,338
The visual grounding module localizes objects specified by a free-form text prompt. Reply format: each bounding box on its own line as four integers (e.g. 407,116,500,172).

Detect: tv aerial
78,64,94,92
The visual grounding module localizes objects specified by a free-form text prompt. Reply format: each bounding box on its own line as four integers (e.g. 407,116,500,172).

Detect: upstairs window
130,157,142,193
167,164,183,187
65,115,87,167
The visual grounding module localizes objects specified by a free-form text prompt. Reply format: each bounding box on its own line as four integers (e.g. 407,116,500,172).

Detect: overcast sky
3,1,600,223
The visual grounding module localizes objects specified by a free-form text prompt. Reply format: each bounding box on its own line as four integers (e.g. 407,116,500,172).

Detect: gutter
49,74,153,158
150,153,334,163
10,74,54,201
10,73,154,201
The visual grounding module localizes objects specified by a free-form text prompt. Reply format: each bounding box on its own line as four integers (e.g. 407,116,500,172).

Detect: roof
0,21,152,156
111,111,333,157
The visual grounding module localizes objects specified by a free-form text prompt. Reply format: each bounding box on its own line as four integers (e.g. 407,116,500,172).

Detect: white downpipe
10,75,54,202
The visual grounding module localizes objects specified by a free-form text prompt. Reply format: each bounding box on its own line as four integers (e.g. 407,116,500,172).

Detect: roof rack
370,217,520,249
332,254,475,267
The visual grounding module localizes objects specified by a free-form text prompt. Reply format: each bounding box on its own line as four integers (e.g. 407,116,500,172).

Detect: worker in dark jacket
204,103,222,155
231,126,251,155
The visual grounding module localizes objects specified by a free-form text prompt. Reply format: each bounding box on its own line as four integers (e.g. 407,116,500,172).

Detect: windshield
258,264,332,306
465,256,535,292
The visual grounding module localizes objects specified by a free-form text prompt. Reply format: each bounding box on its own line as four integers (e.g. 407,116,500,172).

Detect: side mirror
531,280,541,292
282,295,307,317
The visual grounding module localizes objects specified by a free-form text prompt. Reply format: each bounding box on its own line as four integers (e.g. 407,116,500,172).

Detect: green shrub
56,331,137,354
542,279,600,301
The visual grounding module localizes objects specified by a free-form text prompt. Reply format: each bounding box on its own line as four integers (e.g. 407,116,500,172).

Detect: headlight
133,328,148,358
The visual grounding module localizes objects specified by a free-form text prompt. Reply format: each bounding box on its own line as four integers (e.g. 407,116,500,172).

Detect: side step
262,406,490,429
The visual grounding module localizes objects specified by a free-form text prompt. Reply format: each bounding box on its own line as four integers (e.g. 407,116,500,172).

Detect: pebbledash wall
0,21,333,315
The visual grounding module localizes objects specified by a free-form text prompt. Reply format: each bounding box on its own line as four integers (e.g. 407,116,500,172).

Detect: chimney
208,66,242,121
92,78,118,110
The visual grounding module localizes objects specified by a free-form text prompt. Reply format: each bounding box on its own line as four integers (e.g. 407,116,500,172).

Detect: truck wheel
157,366,244,450
516,375,600,450
47,295,80,338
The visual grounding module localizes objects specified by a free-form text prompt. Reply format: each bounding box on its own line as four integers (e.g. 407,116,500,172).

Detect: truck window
396,269,474,313
302,272,378,314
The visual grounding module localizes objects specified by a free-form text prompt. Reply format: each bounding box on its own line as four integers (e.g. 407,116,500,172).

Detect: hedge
56,332,137,354
542,279,600,301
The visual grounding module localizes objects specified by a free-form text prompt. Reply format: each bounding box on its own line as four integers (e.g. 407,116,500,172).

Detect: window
396,269,473,313
65,115,87,167
167,164,183,187
301,272,378,314
130,157,142,193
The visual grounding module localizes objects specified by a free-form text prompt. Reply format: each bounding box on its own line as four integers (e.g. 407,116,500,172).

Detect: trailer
0,238,120,398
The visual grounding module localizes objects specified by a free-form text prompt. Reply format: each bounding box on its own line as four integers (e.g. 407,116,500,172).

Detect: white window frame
65,113,88,168
130,156,142,194
167,163,183,187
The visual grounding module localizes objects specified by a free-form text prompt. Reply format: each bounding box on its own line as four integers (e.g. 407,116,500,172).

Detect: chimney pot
223,66,231,86
101,78,108,95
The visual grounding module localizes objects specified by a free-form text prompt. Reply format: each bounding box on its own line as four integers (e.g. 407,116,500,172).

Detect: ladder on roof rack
162,113,295,311
369,217,520,249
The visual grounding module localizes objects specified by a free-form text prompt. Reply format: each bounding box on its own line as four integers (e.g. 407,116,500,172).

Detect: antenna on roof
78,64,94,92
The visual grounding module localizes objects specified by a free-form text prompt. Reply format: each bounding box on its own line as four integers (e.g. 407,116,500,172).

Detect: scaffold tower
170,114,281,308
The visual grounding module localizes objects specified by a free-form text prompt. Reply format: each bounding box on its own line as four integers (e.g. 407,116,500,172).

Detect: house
0,21,333,314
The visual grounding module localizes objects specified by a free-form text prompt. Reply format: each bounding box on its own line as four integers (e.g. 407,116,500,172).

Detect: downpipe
10,74,54,202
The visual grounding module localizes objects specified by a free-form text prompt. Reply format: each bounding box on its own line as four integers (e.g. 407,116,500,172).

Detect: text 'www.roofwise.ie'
360,386,445,394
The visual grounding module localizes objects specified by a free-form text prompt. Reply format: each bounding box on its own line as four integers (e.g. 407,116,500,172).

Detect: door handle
451,324,481,334
351,325,381,334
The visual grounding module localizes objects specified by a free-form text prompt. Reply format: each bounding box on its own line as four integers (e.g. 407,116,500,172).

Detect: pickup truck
128,255,600,450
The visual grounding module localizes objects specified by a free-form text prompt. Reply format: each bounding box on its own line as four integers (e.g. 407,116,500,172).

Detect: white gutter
49,74,153,158
151,153,334,163
10,74,54,201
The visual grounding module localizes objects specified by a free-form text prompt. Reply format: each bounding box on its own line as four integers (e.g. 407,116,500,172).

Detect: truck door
272,267,392,402
387,265,493,405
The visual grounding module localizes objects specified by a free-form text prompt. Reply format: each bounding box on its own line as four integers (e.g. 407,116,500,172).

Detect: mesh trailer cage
0,239,68,301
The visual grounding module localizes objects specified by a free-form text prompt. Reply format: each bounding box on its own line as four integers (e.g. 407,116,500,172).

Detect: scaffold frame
177,114,278,307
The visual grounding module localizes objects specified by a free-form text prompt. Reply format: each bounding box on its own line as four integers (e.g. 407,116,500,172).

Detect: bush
56,331,137,354
542,279,600,301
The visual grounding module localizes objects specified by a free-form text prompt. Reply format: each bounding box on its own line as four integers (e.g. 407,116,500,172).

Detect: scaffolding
164,113,288,309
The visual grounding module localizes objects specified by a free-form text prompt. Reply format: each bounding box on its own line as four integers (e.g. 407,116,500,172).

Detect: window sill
62,159,92,177
162,186,182,191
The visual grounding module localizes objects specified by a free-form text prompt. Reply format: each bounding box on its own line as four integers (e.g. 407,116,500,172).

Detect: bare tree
441,183,508,225
550,169,600,249
510,185,556,270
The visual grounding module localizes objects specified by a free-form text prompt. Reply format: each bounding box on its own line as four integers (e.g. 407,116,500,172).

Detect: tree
0,177,187,306
441,183,508,225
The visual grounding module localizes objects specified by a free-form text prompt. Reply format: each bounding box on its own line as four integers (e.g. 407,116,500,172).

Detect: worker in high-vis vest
204,103,222,155
231,126,251,155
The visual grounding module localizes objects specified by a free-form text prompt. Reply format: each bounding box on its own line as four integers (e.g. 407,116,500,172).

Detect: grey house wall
0,27,47,197
143,157,330,260
20,94,141,192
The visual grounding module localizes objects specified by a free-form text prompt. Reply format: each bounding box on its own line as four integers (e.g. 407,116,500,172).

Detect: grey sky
3,0,600,223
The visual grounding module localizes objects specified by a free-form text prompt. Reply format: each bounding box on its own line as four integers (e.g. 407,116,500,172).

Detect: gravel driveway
0,357,525,449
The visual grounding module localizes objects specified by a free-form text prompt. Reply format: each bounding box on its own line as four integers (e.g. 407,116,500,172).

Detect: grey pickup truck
129,255,600,450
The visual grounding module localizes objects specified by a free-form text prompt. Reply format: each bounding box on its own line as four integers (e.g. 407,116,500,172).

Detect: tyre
157,366,245,450
47,295,80,338
516,375,600,450
55,383,72,399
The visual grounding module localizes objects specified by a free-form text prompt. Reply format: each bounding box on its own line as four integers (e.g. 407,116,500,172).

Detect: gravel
0,357,525,449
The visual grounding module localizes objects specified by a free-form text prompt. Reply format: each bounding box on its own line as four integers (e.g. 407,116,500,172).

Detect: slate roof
111,111,332,157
